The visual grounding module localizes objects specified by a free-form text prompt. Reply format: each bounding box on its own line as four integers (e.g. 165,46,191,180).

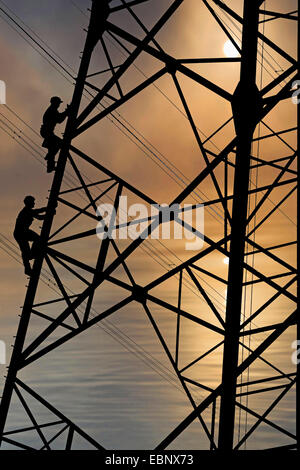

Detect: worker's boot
30,240,41,260
47,158,56,173
24,263,32,276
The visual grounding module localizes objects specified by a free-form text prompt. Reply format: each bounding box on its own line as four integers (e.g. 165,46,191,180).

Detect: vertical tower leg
218,0,264,450
297,0,300,452
0,0,109,444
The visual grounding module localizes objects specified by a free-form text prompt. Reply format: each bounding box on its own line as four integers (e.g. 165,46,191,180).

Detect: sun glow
223,39,240,58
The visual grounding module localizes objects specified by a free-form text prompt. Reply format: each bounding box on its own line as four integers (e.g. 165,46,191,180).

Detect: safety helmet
50,96,63,104
24,195,35,206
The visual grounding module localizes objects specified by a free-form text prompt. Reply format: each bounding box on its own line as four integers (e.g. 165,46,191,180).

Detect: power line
0,113,284,360
0,0,295,323
0,0,225,222
0,0,295,348
0,0,230,311
0,233,199,399
0,113,227,316
0,0,295,319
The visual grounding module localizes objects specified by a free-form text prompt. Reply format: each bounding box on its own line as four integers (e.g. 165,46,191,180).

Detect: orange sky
0,0,298,449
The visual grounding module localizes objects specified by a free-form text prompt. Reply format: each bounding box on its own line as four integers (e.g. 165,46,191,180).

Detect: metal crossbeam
0,0,298,451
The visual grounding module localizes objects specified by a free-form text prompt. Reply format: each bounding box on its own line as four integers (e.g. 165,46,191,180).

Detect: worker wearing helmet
40,96,70,173
13,196,47,276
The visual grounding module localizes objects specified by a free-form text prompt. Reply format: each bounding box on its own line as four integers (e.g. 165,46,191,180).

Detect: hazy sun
223,39,240,58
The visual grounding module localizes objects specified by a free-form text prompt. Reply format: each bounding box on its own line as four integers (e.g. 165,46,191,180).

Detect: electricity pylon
0,0,298,450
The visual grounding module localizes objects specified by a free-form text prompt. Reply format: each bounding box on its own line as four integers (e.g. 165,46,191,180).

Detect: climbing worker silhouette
40,96,70,173
13,196,47,276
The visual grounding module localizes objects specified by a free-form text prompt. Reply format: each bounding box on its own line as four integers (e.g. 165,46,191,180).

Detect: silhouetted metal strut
218,0,264,450
0,0,298,451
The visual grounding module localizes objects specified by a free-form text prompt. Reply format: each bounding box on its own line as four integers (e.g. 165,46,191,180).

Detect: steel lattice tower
0,0,298,450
